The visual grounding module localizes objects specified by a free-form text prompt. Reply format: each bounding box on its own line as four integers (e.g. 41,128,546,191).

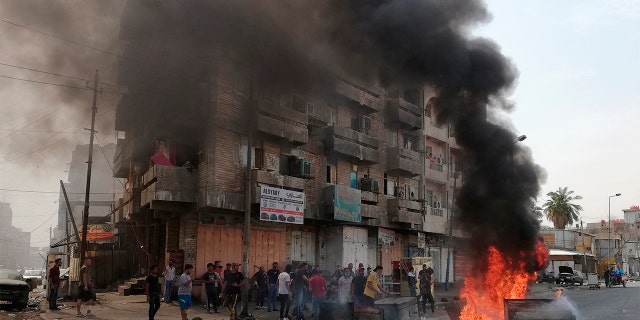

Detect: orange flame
459,241,548,320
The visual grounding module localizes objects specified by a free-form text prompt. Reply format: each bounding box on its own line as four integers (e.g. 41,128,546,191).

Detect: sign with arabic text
378,227,395,246
418,232,426,249
259,185,305,224
78,223,114,241
333,184,361,223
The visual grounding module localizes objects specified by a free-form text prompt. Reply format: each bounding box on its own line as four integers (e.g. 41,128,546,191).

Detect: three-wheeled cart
587,273,600,290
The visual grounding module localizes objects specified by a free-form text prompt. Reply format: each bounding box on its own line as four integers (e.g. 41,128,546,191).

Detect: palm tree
543,187,583,229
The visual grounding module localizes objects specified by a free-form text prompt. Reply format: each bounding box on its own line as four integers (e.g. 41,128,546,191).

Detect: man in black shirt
223,263,245,319
252,266,268,310
266,262,279,312
201,263,221,313
145,266,161,320
292,262,309,318
351,267,366,306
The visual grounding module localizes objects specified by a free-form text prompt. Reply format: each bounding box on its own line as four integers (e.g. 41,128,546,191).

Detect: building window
403,136,413,150
385,130,397,147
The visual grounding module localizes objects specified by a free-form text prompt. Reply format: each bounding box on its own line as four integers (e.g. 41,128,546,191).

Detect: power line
0,73,88,90
0,188,118,195
0,61,122,88
0,128,78,134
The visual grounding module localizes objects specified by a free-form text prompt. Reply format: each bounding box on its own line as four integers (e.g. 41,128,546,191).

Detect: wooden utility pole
80,70,100,262
240,78,254,316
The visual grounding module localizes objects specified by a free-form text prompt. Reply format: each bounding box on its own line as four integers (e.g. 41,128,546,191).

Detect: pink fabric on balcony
150,151,174,166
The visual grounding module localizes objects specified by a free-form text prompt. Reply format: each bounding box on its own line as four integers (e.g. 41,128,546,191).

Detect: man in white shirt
277,264,293,320
162,260,176,303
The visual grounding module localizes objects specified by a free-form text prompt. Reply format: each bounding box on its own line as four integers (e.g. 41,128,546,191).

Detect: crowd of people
58,258,434,320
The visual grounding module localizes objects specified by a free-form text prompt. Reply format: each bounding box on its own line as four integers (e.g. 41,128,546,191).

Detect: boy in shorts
76,258,95,318
178,264,194,320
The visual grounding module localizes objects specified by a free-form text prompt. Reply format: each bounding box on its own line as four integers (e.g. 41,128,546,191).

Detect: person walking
252,266,268,310
162,260,176,303
308,268,326,320
267,262,280,312
278,264,293,320
178,264,194,320
202,263,221,313
76,257,95,318
362,265,398,307
223,262,245,320
292,262,310,320
145,266,161,320
48,258,62,311
407,267,417,297
418,265,435,314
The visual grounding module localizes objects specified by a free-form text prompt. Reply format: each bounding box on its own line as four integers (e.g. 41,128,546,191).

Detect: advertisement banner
378,227,395,246
334,185,361,223
78,223,115,241
259,185,304,224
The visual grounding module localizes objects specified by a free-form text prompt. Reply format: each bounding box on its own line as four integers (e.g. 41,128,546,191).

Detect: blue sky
476,0,640,225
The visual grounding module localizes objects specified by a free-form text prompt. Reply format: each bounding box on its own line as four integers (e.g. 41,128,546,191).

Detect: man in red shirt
48,258,62,310
308,268,326,320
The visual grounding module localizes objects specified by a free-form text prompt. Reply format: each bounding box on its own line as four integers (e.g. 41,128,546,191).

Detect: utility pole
445,172,456,291
80,70,100,262
240,78,255,316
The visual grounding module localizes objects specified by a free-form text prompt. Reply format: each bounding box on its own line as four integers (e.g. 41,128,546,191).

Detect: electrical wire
0,61,123,88
0,188,116,194
0,73,88,90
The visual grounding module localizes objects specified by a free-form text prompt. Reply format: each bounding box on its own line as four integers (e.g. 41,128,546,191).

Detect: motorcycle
607,270,627,288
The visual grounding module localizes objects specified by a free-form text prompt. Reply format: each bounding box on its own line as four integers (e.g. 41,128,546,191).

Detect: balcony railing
425,163,447,184
387,198,423,224
141,165,197,207
335,80,383,112
387,98,422,130
425,118,448,141
324,126,380,164
387,147,422,177
256,101,308,145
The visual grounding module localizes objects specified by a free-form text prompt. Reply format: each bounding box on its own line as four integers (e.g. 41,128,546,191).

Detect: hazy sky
0,0,638,247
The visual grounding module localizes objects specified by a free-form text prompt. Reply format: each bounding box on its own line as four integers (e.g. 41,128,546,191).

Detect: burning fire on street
459,240,549,320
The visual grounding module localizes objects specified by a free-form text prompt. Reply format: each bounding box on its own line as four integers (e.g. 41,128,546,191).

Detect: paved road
550,280,640,320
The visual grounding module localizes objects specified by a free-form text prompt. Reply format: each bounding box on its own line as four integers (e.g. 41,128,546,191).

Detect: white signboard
259,185,305,224
378,227,395,246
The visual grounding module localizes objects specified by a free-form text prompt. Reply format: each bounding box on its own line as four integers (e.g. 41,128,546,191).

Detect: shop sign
333,185,361,223
259,185,304,224
378,227,395,246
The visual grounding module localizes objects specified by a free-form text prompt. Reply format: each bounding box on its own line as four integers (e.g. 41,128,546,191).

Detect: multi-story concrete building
112,4,465,284
0,202,32,270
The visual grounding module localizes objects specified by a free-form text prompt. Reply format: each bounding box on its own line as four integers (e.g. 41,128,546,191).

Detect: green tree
543,187,583,229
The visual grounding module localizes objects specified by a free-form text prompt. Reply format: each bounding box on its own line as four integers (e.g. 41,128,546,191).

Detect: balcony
324,185,362,223
256,101,308,145
113,138,131,178
425,163,447,184
141,165,197,210
387,198,423,225
387,147,422,177
387,98,422,130
335,80,383,112
251,169,306,202
425,119,448,142
324,126,380,164
361,203,380,219
423,212,447,234
361,190,379,203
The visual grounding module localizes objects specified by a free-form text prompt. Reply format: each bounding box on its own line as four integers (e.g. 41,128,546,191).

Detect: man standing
202,263,221,313
267,262,280,312
178,264,194,320
145,266,161,320
278,264,293,320
407,267,417,297
162,260,176,303
351,267,366,306
362,265,397,307
223,262,245,320
292,262,310,320
223,263,233,283
48,258,62,310
338,267,353,303
76,257,95,318
418,265,435,314
252,266,268,310
308,268,326,320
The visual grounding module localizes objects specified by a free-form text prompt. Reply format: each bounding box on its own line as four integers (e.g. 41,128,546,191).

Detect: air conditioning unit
290,158,312,177
360,178,379,193
359,115,371,135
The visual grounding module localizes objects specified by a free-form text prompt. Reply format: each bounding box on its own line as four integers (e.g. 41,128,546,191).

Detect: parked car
21,269,43,289
556,266,584,285
536,271,556,284
0,269,30,310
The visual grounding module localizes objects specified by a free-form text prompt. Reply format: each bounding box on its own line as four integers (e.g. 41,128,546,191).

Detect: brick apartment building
112,3,466,283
